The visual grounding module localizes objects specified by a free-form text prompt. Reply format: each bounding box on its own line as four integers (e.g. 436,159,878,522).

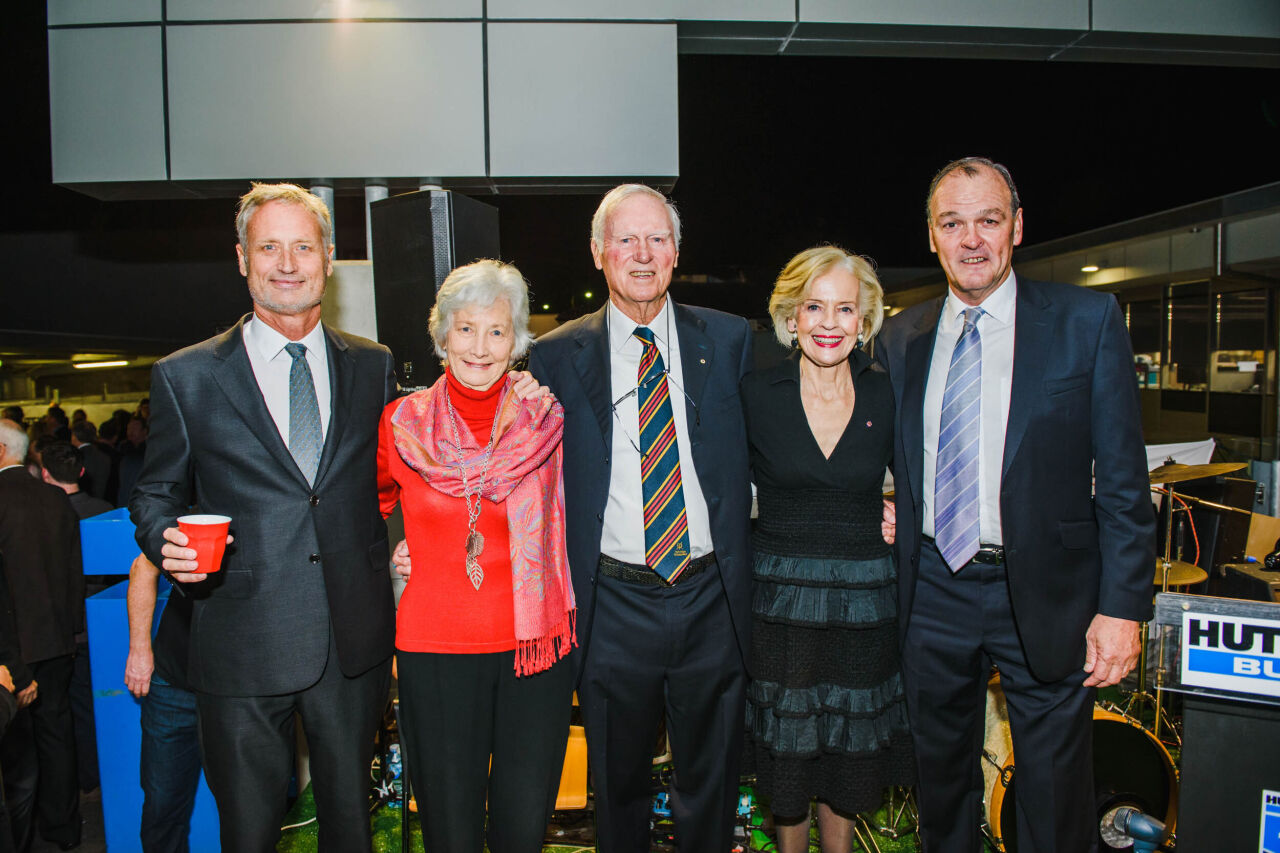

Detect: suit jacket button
309,495,319,507
596,513,603,521
309,554,321,564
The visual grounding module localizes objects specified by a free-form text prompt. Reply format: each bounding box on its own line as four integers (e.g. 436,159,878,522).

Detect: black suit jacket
130,316,398,696
528,302,755,670
77,443,112,502
0,554,34,693
0,467,84,665
876,278,1155,682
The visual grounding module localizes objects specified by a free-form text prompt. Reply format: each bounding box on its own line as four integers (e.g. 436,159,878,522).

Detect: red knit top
378,371,515,654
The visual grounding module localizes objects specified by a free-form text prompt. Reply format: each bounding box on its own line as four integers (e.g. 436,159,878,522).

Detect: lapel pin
699,358,706,364
866,420,873,427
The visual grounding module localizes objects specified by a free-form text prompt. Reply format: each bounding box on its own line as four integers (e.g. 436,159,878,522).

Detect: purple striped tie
935,308,983,571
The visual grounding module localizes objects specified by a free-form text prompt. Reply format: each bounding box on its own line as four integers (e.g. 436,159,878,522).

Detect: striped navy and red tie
633,327,691,584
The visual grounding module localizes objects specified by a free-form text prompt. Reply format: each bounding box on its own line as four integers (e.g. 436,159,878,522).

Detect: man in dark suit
875,157,1155,852
130,183,398,852
0,418,84,851
528,184,753,851
70,423,111,504
40,442,113,795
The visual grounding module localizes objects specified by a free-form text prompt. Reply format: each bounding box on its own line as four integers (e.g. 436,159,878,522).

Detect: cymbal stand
1123,484,1182,744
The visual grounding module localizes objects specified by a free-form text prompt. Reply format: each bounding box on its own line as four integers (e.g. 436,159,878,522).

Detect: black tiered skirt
744,487,915,818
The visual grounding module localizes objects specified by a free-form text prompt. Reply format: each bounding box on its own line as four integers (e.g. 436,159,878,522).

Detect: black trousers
0,654,79,851
68,641,98,792
902,542,1096,853
580,562,747,853
397,649,574,853
196,632,390,853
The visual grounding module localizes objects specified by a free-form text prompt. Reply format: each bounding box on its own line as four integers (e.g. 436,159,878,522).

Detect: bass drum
986,706,1178,852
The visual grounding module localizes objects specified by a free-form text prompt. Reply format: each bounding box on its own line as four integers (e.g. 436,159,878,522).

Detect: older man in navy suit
528,185,753,851
876,158,1155,852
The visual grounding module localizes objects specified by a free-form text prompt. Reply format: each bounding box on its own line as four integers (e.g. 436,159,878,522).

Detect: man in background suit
70,424,111,504
528,185,753,851
130,183,398,852
0,419,84,851
875,157,1155,852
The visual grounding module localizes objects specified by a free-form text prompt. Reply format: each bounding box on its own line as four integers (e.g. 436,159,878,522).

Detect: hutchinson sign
1181,611,1280,699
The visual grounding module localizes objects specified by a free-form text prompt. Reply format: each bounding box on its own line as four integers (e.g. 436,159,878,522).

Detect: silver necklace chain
445,388,504,590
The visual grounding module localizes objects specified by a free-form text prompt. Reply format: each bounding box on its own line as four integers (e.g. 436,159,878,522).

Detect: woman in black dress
743,246,913,851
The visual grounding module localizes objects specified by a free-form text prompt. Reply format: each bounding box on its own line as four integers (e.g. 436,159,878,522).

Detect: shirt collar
943,270,1017,327
607,297,674,355
244,314,327,362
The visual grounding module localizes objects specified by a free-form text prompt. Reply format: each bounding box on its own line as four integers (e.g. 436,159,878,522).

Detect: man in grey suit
130,183,398,852
527,185,754,851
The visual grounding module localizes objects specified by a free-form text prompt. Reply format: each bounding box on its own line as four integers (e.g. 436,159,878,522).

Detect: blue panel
88,581,220,852
81,508,140,575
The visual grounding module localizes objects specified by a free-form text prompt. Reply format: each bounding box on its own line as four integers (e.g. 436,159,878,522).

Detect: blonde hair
235,182,333,250
768,246,884,348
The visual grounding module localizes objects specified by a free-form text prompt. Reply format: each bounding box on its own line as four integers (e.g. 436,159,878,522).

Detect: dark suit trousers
196,630,390,853
579,562,746,853
1,655,80,851
902,542,1096,853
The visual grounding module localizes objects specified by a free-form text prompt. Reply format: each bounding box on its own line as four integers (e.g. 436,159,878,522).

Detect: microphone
1103,806,1167,853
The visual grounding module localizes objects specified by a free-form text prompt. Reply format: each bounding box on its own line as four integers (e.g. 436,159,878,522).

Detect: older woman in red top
377,259,576,852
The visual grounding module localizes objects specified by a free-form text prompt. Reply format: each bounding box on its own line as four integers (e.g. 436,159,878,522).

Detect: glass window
1126,299,1161,389
1211,289,1271,395
1164,283,1209,392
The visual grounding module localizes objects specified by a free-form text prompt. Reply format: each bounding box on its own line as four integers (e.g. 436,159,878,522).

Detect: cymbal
1154,559,1208,587
1148,462,1247,485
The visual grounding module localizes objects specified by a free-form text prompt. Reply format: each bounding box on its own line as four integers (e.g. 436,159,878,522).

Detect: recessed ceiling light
1081,265,1100,273
73,360,128,369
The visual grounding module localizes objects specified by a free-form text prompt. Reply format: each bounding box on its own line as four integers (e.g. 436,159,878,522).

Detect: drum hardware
1136,459,1251,743
1151,559,1207,587
869,786,918,840
982,695,1179,852
851,817,883,853
1147,461,1246,485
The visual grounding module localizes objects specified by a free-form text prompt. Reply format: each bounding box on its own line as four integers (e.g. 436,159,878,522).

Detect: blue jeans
139,677,202,853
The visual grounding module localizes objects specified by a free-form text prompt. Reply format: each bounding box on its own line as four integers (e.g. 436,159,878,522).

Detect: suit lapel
673,302,711,430
903,297,944,508
209,316,307,489
570,306,613,446
314,324,351,487
1002,280,1053,478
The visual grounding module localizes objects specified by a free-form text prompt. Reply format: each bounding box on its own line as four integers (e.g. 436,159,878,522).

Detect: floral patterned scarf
389,374,575,675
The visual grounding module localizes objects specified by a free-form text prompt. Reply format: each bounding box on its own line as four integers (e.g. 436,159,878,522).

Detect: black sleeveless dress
741,348,914,818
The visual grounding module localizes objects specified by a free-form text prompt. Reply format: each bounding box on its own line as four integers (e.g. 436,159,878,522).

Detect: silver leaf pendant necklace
445,388,504,591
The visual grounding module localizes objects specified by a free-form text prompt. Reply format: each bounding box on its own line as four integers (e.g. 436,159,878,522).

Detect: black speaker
1215,562,1280,603
1177,695,1280,852
369,189,500,388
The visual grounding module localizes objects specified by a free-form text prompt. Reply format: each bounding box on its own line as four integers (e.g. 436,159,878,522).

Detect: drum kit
978,460,1248,852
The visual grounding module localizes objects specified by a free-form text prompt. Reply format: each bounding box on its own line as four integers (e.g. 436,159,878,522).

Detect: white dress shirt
242,316,332,446
922,272,1017,546
600,299,714,563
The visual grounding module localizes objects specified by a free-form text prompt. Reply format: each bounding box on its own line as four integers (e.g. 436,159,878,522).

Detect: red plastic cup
177,514,232,574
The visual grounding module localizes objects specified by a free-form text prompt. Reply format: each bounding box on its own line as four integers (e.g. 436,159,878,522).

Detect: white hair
428,259,533,360
590,184,682,250
0,419,29,464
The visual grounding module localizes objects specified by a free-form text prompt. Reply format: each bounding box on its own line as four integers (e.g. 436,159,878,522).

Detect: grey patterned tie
285,342,322,485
